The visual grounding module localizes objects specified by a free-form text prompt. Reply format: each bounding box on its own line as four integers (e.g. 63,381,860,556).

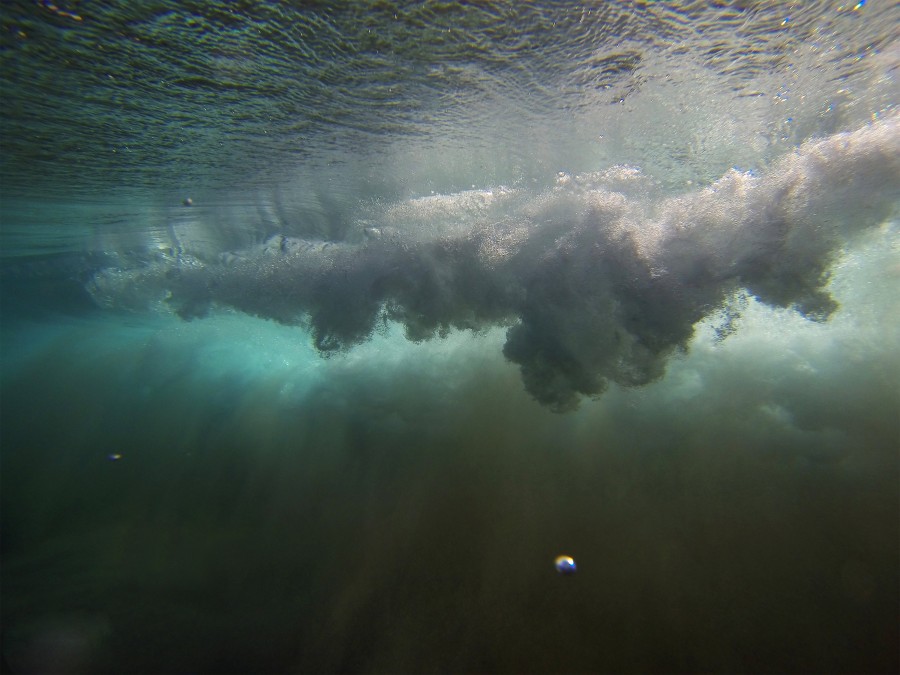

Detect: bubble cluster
88,119,899,410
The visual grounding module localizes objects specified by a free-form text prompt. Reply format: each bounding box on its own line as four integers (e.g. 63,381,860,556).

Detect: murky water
1,2,898,673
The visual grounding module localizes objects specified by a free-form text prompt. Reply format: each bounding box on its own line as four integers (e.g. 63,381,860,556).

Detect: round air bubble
555,555,576,575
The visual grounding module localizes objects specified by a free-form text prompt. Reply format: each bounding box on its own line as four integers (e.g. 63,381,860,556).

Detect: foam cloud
89,118,899,410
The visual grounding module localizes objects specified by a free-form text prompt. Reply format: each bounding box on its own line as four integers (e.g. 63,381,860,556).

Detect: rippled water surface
1,2,898,673
2,2,896,209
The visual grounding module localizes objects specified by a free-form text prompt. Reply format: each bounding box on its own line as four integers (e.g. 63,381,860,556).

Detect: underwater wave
88,118,900,410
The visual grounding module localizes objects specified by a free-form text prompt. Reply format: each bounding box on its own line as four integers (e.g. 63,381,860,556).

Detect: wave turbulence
88,118,900,411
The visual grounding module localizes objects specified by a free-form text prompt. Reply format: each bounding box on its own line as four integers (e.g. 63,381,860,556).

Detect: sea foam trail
89,118,899,410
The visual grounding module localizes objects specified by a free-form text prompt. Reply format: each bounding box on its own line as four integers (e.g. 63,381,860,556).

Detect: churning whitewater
89,118,899,410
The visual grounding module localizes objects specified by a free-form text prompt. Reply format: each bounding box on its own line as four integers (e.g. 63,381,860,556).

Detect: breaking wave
88,118,899,411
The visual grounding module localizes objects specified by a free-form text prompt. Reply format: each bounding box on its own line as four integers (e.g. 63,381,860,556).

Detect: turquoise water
1,2,898,673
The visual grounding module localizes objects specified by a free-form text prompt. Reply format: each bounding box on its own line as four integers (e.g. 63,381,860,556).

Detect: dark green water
1,2,898,673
